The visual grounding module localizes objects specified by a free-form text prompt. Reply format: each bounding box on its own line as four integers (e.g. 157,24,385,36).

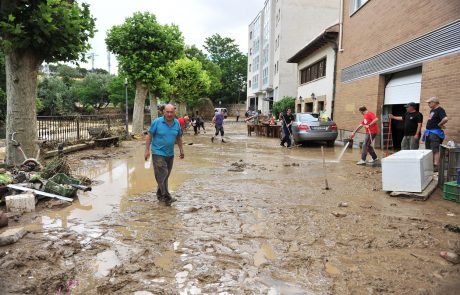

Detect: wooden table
247,124,281,138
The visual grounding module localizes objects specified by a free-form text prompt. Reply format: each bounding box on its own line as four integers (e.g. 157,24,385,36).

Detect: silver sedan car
290,113,338,146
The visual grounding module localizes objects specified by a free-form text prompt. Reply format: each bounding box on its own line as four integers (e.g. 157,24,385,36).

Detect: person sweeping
350,106,379,165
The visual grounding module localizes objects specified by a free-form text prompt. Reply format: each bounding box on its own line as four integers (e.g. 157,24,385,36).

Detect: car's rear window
298,114,319,122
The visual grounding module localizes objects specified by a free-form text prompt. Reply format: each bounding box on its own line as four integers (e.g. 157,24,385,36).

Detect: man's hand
179,152,185,159
388,114,394,119
144,150,150,161
414,135,419,140
349,133,355,139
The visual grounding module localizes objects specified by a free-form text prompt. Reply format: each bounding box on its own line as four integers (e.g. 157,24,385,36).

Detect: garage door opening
382,67,422,150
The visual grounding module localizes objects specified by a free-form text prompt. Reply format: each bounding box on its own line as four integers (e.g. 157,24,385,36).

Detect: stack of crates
443,181,460,203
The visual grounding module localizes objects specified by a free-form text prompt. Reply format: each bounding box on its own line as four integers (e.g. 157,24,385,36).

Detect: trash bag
44,173,80,198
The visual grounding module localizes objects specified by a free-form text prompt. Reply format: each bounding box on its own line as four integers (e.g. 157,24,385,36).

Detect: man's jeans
361,133,378,161
152,155,174,199
401,135,419,150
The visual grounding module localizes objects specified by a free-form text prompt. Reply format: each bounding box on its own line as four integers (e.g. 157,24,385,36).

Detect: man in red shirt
177,116,189,134
351,106,379,165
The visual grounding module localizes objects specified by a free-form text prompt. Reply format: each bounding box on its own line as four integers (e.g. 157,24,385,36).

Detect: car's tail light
330,123,337,131
297,123,310,131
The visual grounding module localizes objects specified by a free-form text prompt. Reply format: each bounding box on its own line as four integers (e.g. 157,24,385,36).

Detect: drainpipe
324,34,339,121
338,0,344,52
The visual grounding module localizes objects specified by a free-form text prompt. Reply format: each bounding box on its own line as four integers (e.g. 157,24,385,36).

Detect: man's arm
438,116,448,129
388,114,403,121
144,133,152,160
368,117,378,127
351,124,363,138
211,115,216,124
415,123,422,139
176,135,184,159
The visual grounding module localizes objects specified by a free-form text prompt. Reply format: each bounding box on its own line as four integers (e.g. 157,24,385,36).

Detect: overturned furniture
88,127,120,148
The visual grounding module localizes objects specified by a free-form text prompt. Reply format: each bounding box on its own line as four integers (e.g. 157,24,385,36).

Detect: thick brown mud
1,123,459,294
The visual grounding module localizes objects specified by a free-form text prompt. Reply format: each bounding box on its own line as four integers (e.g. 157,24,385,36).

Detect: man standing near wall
389,102,423,150
423,97,448,171
279,108,294,148
144,104,185,206
351,106,379,165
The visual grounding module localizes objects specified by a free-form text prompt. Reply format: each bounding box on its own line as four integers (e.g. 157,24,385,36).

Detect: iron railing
37,114,126,142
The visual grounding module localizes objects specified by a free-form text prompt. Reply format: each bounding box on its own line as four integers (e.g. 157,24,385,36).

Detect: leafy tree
107,75,136,110
37,77,76,115
106,12,185,134
185,45,222,97
72,73,112,110
204,34,247,104
272,96,296,118
0,1,95,165
170,57,210,111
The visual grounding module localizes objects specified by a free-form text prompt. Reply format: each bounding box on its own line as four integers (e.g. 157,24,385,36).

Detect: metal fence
37,114,126,142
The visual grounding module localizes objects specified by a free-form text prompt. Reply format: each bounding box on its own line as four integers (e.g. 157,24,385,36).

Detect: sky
78,0,263,73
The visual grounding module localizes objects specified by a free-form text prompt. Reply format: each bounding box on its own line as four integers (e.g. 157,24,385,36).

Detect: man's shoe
211,136,214,143
367,157,379,163
221,139,226,143
165,196,177,206
356,159,366,165
157,195,166,202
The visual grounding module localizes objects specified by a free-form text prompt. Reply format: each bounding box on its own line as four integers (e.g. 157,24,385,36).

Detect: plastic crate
443,181,460,203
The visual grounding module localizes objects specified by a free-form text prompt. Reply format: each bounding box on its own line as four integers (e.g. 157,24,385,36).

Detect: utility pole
124,78,129,138
90,52,98,71
107,52,111,74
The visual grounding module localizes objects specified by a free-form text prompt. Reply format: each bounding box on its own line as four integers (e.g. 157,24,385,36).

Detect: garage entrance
382,67,422,150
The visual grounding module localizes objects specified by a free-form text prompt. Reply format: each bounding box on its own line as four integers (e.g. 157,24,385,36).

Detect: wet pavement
1,122,460,294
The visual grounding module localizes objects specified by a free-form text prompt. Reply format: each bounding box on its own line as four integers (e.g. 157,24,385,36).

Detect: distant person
279,108,294,147
422,97,448,171
144,104,184,205
236,110,240,122
245,109,251,119
389,102,423,150
212,110,225,143
196,112,206,133
177,115,189,134
158,105,165,117
350,106,379,165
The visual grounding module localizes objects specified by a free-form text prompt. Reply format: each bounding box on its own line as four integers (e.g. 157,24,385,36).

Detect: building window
350,0,369,14
249,64,252,72
305,103,313,112
250,31,253,40
262,67,269,86
252,74,259,90
318,101,325,112
300,58,326,84
248,80,251,88
253,56,259,71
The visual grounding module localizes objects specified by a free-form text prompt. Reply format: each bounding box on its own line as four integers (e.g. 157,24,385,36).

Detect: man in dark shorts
279,108,294,147
423,97,448,171
389,102,423,150
211,110,225,143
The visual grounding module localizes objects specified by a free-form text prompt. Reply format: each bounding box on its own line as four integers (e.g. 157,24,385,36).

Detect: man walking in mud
145,104,184,205
211,110,226,143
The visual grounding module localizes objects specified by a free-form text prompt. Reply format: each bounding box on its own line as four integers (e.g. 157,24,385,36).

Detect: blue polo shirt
148,117,181,157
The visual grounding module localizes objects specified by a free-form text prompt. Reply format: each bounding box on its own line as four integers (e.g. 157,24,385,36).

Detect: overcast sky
78,0,263,73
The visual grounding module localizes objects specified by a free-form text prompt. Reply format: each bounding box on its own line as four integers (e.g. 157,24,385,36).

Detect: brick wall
334,0,460,143
340,0,460,68
420,52,460,143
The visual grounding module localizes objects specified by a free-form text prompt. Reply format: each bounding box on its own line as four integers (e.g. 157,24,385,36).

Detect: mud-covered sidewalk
1,123,459,294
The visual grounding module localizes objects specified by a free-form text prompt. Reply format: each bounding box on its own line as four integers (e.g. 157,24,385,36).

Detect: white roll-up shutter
384,68,422,105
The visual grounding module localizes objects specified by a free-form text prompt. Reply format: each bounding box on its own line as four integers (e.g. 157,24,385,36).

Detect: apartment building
287,24,339,118
246,0,340,114
334,0,460,147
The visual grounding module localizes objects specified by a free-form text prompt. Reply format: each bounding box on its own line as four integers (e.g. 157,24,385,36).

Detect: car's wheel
326,140,335,147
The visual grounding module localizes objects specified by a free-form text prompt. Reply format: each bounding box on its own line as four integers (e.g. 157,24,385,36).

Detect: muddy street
1,123,460,294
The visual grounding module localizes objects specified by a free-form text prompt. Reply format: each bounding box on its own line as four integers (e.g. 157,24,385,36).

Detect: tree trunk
150,95,158,121
132,80,148,134
5,51,41,166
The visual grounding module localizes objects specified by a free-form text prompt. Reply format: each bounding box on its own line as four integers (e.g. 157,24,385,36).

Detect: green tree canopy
72,73,113,110
0,0,96,164
272,96,296,118
107,75,136,111
204,34,247,105
106,12,185,133
185,45,222,97
37,76,76,115
170,57,211,108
